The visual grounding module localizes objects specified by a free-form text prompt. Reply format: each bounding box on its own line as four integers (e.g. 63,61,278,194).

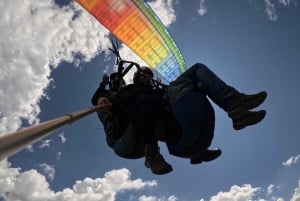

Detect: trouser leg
175,63,267,130
136,94,173,175
185,63,237,110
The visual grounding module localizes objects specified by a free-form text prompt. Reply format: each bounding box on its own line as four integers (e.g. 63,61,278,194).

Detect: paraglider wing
75,0,186,82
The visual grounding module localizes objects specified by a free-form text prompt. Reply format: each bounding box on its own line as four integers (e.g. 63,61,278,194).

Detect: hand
101,74,109,86
98,97,112,112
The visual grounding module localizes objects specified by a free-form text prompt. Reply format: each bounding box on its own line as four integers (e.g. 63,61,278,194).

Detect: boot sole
145,161,173,175
233,110,266,130
228,91,267,117
190,149,222,164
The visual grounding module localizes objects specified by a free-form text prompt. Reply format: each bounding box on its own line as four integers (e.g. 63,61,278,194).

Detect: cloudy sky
0,0,300,200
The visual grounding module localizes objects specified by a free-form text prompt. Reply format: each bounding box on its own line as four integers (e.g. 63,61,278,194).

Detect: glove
101,74,109,86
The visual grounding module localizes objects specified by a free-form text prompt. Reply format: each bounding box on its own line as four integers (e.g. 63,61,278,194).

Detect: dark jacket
91,82,142,158
91,81,180,159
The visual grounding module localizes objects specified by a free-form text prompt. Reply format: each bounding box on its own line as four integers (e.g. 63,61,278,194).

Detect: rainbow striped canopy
76,0,186,82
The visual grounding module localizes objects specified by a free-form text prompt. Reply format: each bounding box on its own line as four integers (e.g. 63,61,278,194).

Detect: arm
91,74,110,106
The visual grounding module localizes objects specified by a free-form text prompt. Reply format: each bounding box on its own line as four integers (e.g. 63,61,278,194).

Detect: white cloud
167,195,178,201
283,154,300,167
291,180,300,201
0,160,20,196
147,0,176,27
201,183,300,201
59,132,66,143
139,195,177,201
0,159,157,201
39,163,55,181
198,0,208,16
7,169,55,201
250,0,298,21
268,184,274,194
0,0,110,136
57,151,62,160
249,0,298,21
26,144,34,152
266,185,285,201
209,184,260,201
139,195,157,201
264,0,278,21
38,139,52,149
278,0,298,6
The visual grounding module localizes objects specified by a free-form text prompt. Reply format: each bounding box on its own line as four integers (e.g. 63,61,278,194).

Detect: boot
231,110,266,130
226,91,267,116
144,143,173,175
190,149,222,164
226,91,267,130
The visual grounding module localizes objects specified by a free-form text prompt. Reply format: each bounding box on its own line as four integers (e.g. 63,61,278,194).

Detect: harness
108,38,168,93
101,39,176,150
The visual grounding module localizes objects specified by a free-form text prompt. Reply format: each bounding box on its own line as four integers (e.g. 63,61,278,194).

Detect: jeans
167,63,237,110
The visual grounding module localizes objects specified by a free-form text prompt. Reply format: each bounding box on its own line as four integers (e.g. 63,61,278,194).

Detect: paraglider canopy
75,0,186,82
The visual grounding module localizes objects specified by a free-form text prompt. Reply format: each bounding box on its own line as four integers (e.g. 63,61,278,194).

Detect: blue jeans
166,63,237,158
167,63,237,109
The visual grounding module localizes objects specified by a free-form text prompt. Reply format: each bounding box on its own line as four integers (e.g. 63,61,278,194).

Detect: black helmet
133,66,154,84
109,72,125,91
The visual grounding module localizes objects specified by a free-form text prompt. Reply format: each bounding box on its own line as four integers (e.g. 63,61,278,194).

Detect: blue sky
0,0,300,200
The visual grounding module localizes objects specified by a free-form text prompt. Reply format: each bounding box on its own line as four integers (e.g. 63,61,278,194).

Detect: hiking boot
226,91,267,117
190,149,222,164
144,144,173,175
232,110,266,130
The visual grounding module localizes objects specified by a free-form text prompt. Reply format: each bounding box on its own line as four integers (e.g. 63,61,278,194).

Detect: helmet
133,66,154,84
109,72,125,91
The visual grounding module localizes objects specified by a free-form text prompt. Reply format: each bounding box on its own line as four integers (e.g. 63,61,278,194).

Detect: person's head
133,66,154,85
109,72,125,91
